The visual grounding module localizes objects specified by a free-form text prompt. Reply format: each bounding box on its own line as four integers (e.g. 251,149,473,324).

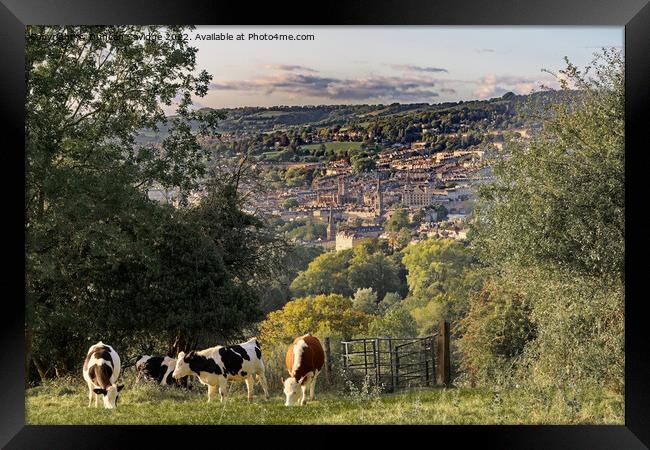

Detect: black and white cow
82,341,124,409
135,355,191,389
172,337,269,403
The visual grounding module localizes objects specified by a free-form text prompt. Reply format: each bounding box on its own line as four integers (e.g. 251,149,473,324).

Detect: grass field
26,376,623,425
301,141,364,152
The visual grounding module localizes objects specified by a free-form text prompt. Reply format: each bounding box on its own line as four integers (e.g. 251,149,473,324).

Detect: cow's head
93,384,124,409
173,351,194,379
134,355,150,383
282,376,301,406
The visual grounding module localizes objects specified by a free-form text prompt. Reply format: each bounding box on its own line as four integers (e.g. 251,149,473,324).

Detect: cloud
390,64,448,73
210,72,441,102
472,74,546,99
263,64,318,73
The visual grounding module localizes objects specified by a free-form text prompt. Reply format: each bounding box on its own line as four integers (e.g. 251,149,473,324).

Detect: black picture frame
2,0,648,448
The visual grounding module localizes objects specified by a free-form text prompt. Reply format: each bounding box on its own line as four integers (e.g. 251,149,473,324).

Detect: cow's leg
218,378,227,403
309,374,318,401
87,383,94,407
300,381,309,406
207,384,217,403
258,372,270,399
245,376,254,402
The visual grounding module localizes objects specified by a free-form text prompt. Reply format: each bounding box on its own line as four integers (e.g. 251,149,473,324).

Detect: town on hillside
143,92,542,250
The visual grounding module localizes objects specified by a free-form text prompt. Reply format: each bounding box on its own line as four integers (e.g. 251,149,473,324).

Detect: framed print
2,0,649,447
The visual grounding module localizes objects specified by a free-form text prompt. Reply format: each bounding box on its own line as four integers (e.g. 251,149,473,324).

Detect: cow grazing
282,333,325,406
135,355,191,389
82,341,124,409
172,337,269,403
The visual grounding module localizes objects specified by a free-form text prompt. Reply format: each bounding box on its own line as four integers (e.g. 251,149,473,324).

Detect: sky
180,26,622,109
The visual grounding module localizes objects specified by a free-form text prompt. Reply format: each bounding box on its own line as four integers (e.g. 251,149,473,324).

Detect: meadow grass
301,141,364,152
26,375,623,425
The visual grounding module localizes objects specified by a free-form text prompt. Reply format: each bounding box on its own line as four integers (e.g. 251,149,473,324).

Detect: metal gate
341,335,437,392
394,335,436,389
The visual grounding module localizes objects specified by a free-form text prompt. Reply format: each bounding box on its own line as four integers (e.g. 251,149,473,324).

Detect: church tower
376,177,384,217
328,207,336,240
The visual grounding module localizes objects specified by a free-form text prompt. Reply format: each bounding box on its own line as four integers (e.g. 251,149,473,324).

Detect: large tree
464,49,624,392
24,26,275,381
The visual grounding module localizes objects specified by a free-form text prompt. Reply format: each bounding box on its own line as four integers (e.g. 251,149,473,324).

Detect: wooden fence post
324,336,332,384
436,321,451,387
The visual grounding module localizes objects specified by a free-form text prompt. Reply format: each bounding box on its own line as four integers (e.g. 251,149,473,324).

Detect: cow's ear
186,351,194,360
93,388,107,395
117,384,125,392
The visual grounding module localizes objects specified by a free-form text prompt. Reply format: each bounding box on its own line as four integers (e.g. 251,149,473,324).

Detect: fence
339,320,451,392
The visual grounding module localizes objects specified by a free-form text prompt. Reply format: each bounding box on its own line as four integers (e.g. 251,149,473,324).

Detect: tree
465,49,624,392
24,26,270,380
351,288,379,315
400,238,475,335
259,294,372,345
347,248,403,301
283,198,299,209
257,244,323,314
368,305,417,338
377,292,402,316
471,49,624,278
385,208,410,232
290,250,354,297
401,238,473,300
351,157,376,173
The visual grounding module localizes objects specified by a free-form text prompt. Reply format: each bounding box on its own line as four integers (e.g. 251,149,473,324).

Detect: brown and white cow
282,334,325,406
82,341,124,409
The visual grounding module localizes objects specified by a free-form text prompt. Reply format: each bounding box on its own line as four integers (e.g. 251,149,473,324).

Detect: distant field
248,111,292,119
301,141,364,152
26,377,623,425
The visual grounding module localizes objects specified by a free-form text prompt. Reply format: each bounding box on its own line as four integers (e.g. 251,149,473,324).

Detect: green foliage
385,208,410,232
377,292,402,315
290,242,407,301
518,269,624,393
259,294,372,346
471,49,624,277
402,238,474,300
290,250,354,297
398,238,476,335
351,288,378,315
24,26,283,379
464,49,624,394
257,245,323,314
282,198,299,209
285,221,327,242
347,245,403,301
457,274,535,385
351,157,376,173
367,305,418,338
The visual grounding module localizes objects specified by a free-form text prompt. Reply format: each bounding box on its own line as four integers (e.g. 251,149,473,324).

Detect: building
328,208,336,241
376,177,384,217
402,185,447,207
335,225,384,251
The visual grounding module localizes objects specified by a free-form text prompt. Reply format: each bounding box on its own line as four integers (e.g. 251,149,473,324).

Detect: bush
457,274,535,386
